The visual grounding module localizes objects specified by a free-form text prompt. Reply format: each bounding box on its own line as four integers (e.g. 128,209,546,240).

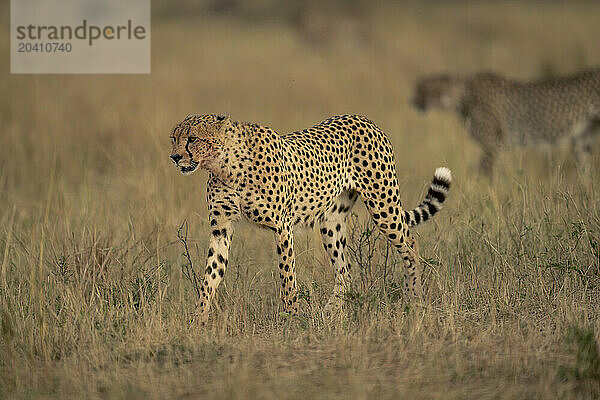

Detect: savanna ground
1,1,600,399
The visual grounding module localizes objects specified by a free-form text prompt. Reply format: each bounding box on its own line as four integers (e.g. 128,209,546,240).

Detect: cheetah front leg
275,222,299,315
194,215,235,325
469,111,502,177
571,121,599,170
194,179,239,326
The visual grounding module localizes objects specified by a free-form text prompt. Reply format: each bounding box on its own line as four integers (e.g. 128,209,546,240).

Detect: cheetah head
169,114,230,175
412,74,464,112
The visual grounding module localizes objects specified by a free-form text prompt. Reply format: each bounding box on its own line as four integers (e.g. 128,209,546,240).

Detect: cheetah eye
188,136,198,143
170,136,175,144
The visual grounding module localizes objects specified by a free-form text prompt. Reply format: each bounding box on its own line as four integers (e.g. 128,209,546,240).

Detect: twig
177,220,201,299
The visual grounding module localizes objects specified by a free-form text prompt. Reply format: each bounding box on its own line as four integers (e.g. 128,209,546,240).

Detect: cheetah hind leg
357,189,425,300
320,190,358,322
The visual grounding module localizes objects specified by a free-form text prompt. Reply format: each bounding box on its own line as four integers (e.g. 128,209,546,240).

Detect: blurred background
2,0,599,229
2,0,600,213
1,1,600,398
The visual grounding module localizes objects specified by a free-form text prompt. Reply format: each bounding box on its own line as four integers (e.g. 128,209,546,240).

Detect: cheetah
412,69,600,175
169,114,452,323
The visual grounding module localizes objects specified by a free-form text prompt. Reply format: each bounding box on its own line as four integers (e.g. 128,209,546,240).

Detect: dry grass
1,1,600,399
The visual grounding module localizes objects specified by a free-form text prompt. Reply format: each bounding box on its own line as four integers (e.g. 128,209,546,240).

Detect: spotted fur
413,69,600,174
169,114,452,323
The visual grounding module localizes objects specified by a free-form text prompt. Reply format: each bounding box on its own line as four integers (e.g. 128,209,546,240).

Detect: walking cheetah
169,114,452,323
412,69,600,175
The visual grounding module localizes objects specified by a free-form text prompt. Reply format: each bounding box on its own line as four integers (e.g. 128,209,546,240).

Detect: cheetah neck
205,121,251,189
448,77,468,114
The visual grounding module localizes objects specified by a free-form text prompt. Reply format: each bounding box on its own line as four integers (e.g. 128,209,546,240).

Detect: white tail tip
434,167,452,183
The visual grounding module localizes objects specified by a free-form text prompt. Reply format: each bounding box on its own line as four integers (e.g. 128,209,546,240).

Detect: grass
1,1,600,398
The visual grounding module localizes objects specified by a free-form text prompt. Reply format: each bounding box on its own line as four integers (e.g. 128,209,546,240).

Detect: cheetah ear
213,114,231,132
215,114,230,124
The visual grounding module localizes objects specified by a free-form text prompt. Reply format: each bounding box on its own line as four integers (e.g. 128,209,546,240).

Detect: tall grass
1,2,600,398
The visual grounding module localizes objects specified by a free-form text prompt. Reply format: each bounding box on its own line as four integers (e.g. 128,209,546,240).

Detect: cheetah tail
403,167,452,227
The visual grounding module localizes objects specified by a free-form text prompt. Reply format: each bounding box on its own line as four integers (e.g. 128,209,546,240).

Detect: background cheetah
413,69,600,175
169,114,451,323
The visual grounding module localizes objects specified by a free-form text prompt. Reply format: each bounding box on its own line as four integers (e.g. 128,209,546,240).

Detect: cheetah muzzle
178,160,199,175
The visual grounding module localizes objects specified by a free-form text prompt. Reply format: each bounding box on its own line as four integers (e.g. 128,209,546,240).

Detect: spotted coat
169,114,452,323
413,69,600,175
